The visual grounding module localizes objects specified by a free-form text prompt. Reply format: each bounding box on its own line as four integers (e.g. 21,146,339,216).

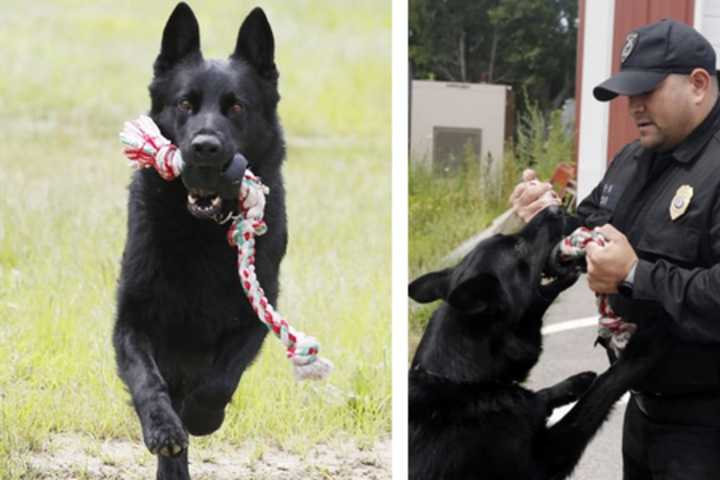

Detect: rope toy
554,227,637,357
120,115,333,380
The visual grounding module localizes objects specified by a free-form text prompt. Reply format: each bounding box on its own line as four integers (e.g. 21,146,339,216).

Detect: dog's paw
541,371,598,412
142,407,188,457
566,371,597,396
622,325,670,359
180,395,226,436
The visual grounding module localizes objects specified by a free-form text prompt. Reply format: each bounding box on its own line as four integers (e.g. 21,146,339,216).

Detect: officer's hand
509,169,561,223
585,224,638,294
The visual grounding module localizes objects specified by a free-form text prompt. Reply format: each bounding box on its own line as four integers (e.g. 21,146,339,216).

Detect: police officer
512,19,720,480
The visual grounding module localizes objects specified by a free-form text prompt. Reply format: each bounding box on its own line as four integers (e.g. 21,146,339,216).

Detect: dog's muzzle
544,242,586,278
182,152,247,221
181,152,247,200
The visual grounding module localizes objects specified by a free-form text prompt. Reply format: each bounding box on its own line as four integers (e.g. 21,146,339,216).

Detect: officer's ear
689,68,713,102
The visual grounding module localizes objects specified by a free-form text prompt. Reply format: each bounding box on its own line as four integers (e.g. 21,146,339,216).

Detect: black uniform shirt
575,98,720,394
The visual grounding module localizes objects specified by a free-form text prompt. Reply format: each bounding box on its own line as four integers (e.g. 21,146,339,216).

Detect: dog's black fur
113,4,286,479
409,208,666,480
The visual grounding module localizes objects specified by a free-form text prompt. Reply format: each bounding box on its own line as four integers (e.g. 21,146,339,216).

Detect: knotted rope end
293,356,334,381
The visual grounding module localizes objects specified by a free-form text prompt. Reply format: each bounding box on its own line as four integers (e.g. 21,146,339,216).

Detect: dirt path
25,434,391,479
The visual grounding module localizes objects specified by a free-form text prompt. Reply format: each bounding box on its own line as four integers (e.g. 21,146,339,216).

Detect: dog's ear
446,273,500,315
409,268,452,303
154,2,201,75
231,7,278,80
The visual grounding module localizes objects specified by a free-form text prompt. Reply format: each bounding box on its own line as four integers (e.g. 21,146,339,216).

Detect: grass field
0,1,390,477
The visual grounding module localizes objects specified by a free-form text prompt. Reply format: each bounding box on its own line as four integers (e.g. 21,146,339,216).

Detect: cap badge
670,185,693,220
621,33,638,64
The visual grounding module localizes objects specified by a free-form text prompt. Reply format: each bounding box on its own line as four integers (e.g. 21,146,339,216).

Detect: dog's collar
410,363,517,390
410,364,526,422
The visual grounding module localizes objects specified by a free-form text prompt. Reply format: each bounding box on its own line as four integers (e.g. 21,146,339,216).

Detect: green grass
0,1,390,477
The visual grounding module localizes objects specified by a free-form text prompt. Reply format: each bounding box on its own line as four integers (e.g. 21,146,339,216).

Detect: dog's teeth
188,194,197,204
212,196,221,207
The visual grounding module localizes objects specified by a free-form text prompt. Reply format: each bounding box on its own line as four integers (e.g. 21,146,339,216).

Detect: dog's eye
177,99,193,113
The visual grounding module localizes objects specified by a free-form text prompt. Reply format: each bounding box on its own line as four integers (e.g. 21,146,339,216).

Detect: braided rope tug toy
120,115,332,380
550,226,637,357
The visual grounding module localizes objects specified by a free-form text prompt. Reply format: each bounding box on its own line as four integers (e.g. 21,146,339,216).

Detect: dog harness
119,115,332,380
557,227,636,356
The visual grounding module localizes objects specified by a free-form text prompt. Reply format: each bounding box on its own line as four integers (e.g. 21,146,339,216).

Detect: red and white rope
558,227,636,356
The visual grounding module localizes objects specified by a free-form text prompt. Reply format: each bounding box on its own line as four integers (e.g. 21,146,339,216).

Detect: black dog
113,4,286,479
409,208,664,480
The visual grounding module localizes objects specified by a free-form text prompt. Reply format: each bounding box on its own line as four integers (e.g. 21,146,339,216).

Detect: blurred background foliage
410,0,578,114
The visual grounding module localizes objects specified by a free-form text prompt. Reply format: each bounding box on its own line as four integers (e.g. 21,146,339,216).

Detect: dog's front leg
114,323,189,460
536,325,670,479
180,323,268,436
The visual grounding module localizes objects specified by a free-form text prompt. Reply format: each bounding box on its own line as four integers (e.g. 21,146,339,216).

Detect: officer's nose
628,95,646,115
191,134,223,166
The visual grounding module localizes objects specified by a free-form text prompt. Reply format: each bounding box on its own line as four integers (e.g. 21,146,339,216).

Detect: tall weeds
515,95,574,179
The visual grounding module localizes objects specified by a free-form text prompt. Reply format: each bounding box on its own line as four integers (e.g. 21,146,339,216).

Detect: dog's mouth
186,189,226,221
540,269,574,285
537,241,582,298
538,268,579,300
181,152,247,222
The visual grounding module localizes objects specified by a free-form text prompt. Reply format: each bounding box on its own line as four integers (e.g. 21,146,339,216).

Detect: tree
409,0,578,112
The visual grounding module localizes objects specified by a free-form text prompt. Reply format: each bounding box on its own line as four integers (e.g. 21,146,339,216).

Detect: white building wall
695,0,720,68
410,80,508,171
577,0,615,203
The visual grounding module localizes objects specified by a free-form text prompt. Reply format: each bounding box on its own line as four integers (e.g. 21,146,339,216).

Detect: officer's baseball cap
593,19,716,102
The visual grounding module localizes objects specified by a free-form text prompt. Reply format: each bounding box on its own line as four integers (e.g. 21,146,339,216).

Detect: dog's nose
191,135,222,163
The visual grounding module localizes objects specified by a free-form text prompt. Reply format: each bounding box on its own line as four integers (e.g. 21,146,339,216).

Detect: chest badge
669,185,693,221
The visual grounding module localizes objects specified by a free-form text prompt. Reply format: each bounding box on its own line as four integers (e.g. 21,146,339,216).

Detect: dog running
409,207,665,479
113,4,287,479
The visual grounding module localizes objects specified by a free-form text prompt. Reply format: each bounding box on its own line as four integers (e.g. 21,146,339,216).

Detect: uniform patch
621,33,638,64
599,183,622,210
670,185,693,220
